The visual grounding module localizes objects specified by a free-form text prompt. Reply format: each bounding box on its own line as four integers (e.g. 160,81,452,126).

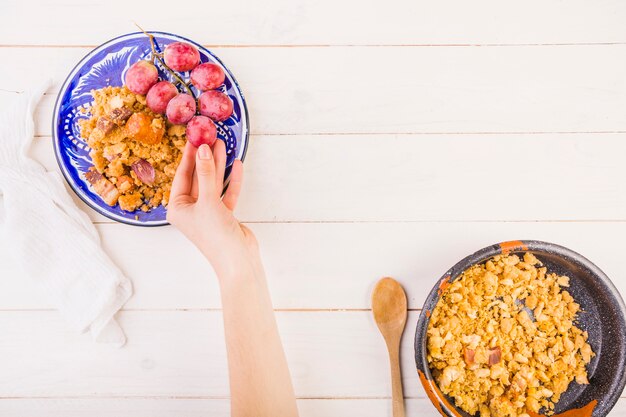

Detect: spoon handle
387,338,406,417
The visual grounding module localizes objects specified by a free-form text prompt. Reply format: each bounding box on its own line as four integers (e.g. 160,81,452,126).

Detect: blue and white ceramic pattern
53,32,249,226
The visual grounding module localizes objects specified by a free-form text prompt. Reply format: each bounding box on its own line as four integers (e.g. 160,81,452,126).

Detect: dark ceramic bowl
415,240,626,417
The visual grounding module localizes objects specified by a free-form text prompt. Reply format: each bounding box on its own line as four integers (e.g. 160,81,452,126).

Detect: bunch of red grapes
124,41,233,148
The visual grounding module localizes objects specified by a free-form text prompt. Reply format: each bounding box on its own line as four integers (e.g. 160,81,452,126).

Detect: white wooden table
1,1,626,415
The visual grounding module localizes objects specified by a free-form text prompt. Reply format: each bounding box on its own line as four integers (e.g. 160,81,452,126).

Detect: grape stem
134,23,197,101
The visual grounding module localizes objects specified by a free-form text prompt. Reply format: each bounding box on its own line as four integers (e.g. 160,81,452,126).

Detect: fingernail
198,144,212,160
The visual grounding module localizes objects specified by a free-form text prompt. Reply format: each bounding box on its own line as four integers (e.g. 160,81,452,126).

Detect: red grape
190,63,225,91
199,90,233,122
166,93,196,125
125,60,158,95
186,116,217,147
164,42,200,72
146,81,178,114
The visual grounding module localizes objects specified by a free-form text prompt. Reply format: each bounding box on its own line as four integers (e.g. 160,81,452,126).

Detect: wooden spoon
372,277,408,417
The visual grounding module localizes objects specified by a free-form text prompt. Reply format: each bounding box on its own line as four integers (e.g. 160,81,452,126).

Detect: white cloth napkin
0,81,133,347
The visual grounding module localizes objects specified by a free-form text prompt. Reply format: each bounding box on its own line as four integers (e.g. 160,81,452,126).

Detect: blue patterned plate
52,32,249,226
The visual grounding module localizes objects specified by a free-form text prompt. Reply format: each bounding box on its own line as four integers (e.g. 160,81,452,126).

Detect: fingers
170,142,197,198
213,139,227,191
195,144,218,201
172,140,236,207
223,159,244,211
190,169,199,200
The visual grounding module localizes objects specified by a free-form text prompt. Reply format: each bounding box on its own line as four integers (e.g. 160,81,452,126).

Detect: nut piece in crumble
78,86,187,212
427,253,594,417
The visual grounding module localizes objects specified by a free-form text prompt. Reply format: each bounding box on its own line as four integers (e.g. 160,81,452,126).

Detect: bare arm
167,141,299,417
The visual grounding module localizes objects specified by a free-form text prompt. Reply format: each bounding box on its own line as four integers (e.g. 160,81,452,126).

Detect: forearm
218,256,299,417
168,142,295,415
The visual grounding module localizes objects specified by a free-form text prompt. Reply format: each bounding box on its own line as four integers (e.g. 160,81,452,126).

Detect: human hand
169,142,297,417
167,140,259,280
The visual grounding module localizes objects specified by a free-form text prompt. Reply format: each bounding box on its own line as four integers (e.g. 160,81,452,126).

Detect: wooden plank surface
23,134,626,223
2,0,626,415
3,398,626,417
0,311,423,398
0,398,564,417
0,221,624,310
2,310,625,402
1,0,625,46
2,45,626,136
